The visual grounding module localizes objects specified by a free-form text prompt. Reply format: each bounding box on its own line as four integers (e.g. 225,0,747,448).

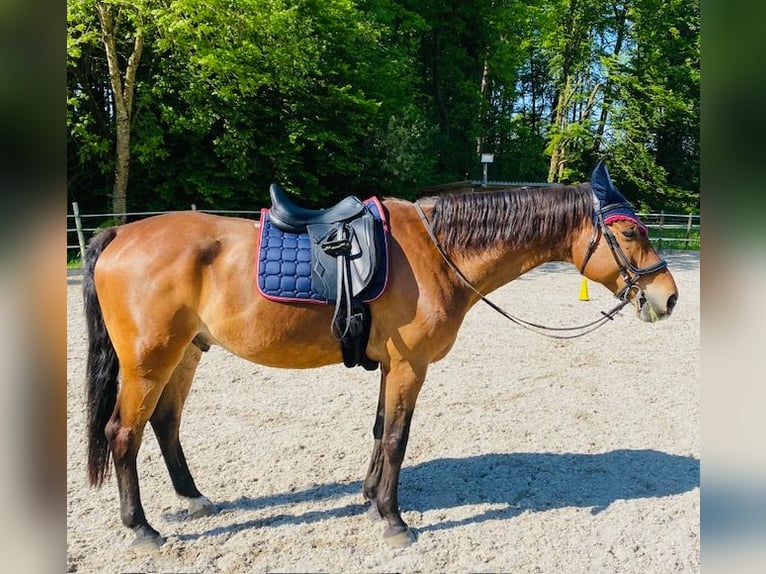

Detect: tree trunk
476,56,490,155
548,74,572,182
547,0,581,182
591,1,627,156
96,2,143,223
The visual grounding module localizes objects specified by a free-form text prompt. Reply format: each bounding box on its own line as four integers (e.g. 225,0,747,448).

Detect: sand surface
67,251,699,573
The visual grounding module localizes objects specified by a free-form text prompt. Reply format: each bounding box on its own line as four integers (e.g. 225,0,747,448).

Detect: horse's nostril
666,293,678,315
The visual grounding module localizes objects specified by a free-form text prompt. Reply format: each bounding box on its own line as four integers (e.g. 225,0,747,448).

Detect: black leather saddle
265,183,381,371
268,183,366,234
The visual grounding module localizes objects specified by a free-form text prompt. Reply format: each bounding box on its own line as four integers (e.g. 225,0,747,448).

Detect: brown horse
83,175,678,548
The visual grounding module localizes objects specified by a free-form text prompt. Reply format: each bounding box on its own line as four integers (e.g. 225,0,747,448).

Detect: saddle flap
307,211,378,301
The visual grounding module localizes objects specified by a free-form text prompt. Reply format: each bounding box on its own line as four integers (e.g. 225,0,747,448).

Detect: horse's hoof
366,503,382,522
130,527,165,551
186,495,215,519
383,526,416,548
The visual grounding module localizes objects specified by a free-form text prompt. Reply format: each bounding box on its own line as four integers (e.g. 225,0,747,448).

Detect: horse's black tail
83,227,119,487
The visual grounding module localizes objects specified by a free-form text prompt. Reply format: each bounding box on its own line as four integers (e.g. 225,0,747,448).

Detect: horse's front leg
362,370,386,515
374,361,425,548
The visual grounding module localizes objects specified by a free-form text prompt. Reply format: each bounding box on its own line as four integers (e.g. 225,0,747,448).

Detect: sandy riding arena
67,251,699,574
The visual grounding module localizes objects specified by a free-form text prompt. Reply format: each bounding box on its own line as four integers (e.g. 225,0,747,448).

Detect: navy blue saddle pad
256,197,389,304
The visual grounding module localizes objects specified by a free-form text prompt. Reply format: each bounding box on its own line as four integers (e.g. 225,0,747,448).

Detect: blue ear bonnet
590,161,646,233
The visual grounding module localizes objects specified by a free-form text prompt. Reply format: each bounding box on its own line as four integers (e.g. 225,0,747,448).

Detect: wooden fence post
73,201,87,260
658,210,664,250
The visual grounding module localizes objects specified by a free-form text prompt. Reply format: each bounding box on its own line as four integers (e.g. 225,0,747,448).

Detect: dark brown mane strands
429,184,593,255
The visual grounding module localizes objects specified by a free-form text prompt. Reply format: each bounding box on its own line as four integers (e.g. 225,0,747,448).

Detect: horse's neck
412,197,580,302
451,244,571,298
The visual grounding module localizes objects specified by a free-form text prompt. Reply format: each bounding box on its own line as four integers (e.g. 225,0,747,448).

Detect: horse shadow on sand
171,449,699,540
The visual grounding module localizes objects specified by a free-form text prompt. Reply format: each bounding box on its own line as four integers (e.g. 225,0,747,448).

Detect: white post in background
72,201,86,260
480,153,494,188
686,212,693,245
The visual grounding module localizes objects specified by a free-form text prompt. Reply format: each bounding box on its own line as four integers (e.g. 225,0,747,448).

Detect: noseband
578,194,667,302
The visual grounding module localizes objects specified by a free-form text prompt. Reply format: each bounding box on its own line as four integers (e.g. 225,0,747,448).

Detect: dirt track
66,251,699,574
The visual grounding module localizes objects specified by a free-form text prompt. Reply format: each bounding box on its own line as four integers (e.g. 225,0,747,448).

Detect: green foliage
67,0,699,215
604,0,700,211
375,105,437,197
67,0,112,208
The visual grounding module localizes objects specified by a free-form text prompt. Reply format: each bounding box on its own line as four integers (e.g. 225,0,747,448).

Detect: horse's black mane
428,184,593,254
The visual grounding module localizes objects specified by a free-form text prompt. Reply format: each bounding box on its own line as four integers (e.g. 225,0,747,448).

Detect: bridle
579,192,667,303
413,195,667,340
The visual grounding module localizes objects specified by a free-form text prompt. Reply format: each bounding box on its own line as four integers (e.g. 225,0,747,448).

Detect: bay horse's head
574,162,679,322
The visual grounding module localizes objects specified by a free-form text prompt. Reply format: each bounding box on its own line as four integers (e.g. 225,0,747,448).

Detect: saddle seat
268,183,366,233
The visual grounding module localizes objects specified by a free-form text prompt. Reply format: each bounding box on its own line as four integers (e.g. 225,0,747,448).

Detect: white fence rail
636,212,701,250
67,202,700,261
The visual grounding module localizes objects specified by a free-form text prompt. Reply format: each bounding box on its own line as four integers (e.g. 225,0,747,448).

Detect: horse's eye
621,228,637,239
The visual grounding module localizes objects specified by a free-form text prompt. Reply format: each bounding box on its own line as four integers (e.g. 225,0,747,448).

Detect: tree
590,0,629,157
129,0,431,207
96,1,145,221
542,0,609,182
67,0,699,216
604,0,700,210
68,0,152,219
68,0,111,213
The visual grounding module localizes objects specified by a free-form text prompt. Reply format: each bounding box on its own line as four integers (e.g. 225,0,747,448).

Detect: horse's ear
590,160,629,206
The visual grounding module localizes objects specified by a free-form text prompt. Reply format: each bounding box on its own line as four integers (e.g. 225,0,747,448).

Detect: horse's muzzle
636,290,677,322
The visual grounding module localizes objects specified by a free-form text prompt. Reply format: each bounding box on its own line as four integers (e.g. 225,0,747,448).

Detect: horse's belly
236,340,342,369
201,301,345,369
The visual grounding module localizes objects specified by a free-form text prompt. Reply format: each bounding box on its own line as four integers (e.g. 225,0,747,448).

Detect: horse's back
92,211,348,368
95,211,255,307
92,212,254,342
97,211,256,266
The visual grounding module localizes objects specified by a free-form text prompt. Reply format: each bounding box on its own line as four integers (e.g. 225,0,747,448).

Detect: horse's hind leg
105,370,169,548
106,323,198,547
150,343,214,518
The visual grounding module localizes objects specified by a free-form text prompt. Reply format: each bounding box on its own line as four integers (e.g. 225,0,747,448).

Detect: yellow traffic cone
579,277,590,301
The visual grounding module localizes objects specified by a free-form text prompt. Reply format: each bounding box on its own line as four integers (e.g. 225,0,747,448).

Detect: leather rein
413,194,667,340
